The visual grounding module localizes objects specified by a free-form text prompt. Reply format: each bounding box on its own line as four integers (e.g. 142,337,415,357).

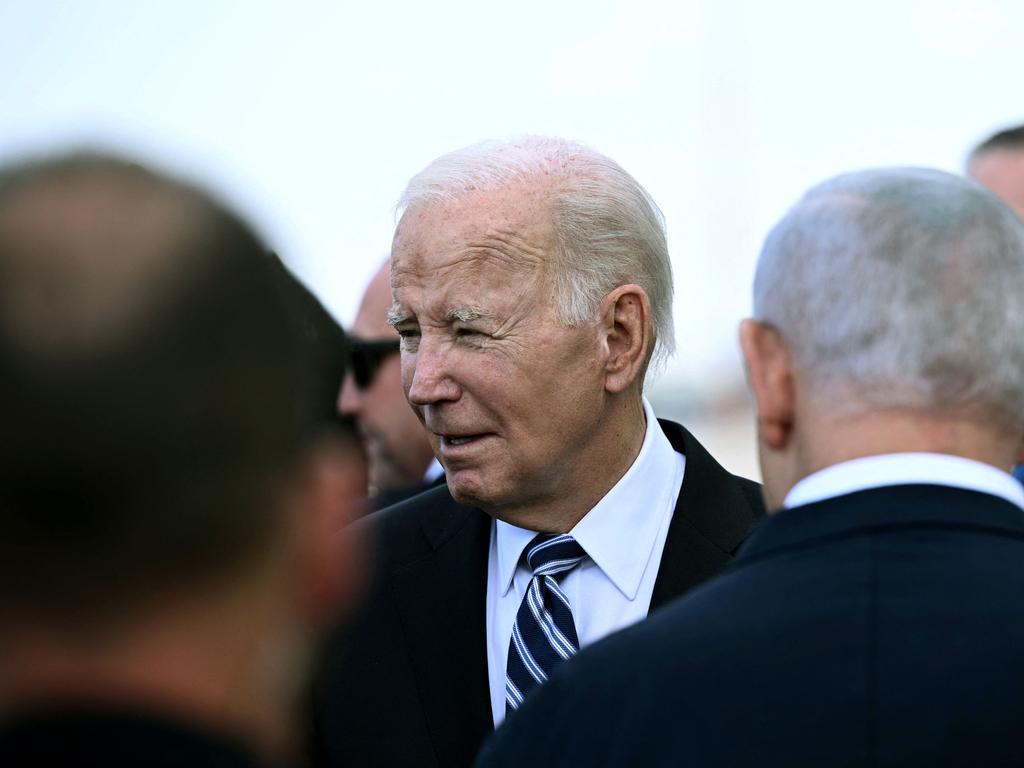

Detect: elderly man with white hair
474,167,1024,768
311,137,764,768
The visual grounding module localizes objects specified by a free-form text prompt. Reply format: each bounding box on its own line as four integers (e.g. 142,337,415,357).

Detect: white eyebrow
386,308,410,327
446,307,488,323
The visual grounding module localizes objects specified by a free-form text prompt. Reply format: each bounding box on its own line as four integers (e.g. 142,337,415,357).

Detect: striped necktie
505,533,587,714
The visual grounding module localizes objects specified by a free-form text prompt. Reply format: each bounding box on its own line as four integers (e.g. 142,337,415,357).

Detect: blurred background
3,0,1020,478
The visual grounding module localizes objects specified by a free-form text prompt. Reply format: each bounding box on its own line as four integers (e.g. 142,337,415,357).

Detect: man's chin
445,479,482,508
445,470,498,510
366,440,417,491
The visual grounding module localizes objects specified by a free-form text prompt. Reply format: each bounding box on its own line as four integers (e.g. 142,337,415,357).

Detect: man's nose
405,338,460,406
337,371,362,415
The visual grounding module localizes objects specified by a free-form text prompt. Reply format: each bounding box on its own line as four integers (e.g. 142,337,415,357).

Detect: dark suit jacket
311,420,764,768
0,708,267,768
370,472,447,512
475,484,1024,768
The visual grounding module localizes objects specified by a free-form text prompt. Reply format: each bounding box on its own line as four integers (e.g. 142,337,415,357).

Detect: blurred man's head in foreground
968,124,1024,219
741,167,1024,509
0,153,363,761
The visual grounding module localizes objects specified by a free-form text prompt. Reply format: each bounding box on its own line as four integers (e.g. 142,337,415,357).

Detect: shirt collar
495,397,680,600
784,452,1024,511
494,522,537,597
423,457,444,484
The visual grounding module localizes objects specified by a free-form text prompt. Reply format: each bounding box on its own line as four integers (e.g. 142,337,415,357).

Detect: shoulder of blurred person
313,135,763,767
475,167,1024,768
0,152,365,768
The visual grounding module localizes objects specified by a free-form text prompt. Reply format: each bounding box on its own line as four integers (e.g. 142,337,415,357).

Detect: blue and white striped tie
505,533,587,714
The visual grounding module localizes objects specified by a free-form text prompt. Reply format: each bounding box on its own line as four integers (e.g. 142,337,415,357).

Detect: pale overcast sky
1,0,1021,396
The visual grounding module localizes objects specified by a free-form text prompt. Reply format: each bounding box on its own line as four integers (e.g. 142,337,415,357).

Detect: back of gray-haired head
754,167,1024,431
398,136,675,370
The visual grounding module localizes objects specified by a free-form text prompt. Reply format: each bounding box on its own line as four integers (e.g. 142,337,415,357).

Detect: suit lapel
390,497,494,767
651,420,763,610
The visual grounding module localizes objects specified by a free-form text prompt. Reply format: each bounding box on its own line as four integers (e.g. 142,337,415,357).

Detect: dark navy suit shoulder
476,485,1024,767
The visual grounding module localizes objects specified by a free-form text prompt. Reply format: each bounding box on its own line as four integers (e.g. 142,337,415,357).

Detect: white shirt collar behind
784,452,1024,511
495,397,681,601
422,457,444,484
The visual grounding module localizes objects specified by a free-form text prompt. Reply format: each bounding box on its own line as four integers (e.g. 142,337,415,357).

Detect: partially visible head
338,260,435,493
741,167,1024,508
967,124,1024,219
272,256,355,432
389,137,671,529
0,153,362,738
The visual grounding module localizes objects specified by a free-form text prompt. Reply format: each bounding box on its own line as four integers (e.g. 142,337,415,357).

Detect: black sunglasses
348,337,401,389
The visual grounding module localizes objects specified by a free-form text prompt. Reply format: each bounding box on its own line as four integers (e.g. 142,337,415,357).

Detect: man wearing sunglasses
338,260,442,507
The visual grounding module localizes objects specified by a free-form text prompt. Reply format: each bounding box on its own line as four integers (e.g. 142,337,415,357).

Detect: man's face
970,148,1024,220
389,187,608,521
338,265,435,492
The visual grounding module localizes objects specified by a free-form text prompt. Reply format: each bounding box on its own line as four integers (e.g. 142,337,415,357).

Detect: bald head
968,124,1024,220
353,260,395,338
338,258,435,494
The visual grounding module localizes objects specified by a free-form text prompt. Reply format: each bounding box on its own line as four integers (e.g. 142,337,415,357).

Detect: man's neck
807,411,1017,472
772,409,1022,509
0,584,299,762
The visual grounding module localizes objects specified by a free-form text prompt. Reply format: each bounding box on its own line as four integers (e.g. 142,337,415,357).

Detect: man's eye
456,327,486,340
396,328,420,349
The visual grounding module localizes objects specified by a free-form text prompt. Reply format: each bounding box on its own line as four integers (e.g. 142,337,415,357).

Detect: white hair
754,166,1024,430
397,136,674,370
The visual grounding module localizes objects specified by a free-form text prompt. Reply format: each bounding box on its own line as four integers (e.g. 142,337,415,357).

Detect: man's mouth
438,433,488,450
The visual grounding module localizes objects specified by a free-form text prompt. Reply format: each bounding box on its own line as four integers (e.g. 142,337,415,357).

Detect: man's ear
738,318,796,452
292,436,367,627
599,284,651,394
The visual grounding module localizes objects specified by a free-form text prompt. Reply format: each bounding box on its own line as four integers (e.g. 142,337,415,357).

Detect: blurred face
970,148,1024,220
338,264,435,492
389,188,608,522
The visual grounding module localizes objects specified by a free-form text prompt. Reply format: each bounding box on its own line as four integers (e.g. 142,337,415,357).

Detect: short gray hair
397,136,674,369
754,167,1024,431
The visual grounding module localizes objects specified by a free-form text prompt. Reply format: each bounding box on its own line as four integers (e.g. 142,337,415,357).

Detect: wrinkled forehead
387,187,560,328
391,184,556,283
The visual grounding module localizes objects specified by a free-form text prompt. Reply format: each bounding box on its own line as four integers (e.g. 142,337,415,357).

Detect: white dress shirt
485,398,686,725
784,452,1024,511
